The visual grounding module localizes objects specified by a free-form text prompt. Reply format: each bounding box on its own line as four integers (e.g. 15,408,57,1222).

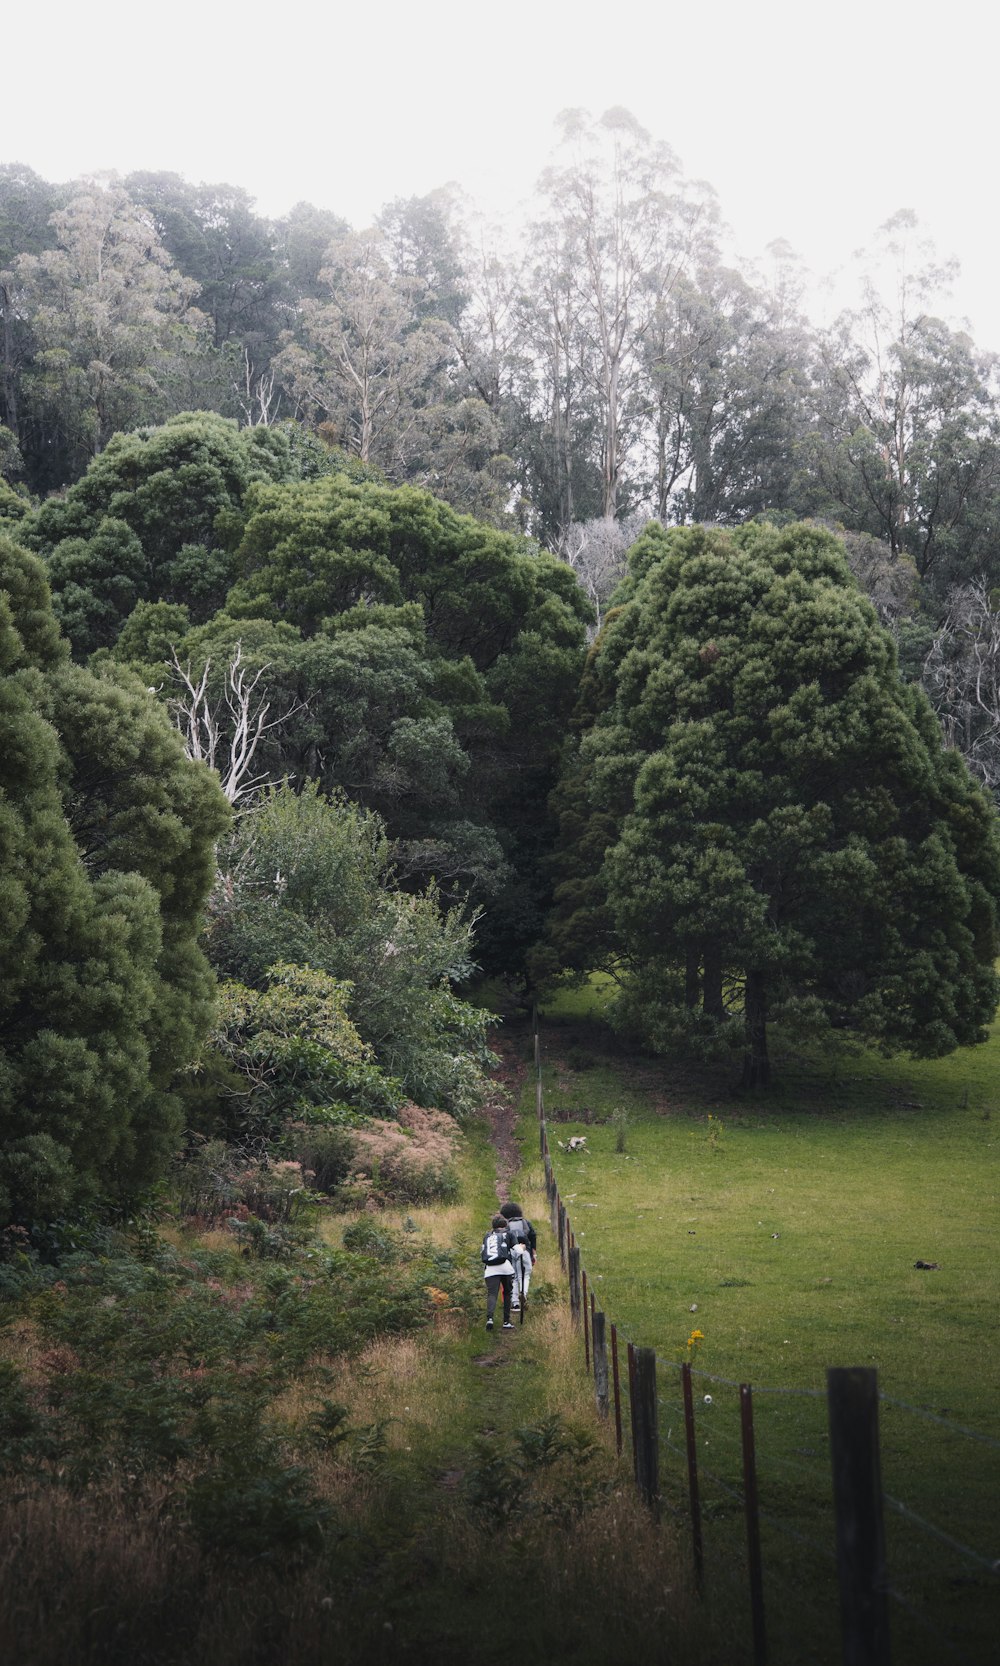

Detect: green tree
13,179,208,483
570,521,1000,1085
221,472,589,967
801,214,1000,593
24,412,350,656
207,784,493,1118
0,532,230,1224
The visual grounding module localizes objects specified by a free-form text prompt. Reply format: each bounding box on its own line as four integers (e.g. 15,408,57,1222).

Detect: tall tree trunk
741,969,770,1089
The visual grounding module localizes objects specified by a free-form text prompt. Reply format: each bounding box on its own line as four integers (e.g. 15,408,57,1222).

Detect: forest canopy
5,110,1000,1227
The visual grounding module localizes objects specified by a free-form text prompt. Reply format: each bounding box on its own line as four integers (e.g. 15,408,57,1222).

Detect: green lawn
524,993,1000,1666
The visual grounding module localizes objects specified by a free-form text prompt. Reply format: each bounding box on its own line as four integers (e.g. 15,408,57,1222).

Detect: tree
922,579,1000,793
0,531,230,1224
274,230,452,474
207,784,494,1118
569,521,1000,1086
643,256,811,525
220,473,590,967
24,411,343,656
13,178,208,483
0,163,62,473
804,213,1000,592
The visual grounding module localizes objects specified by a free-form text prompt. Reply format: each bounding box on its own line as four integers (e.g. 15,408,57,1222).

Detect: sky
8,0,1000,343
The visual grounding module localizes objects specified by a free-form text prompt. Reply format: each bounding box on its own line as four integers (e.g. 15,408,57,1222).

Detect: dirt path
480,1028,529,1203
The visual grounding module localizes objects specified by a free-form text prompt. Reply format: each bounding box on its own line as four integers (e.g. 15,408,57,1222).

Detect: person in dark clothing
499,1200,536,1311
481,1213,515,1330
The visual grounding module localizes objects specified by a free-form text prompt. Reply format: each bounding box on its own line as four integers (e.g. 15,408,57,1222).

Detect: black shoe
502,1321,515,1329
486,1318,493,1330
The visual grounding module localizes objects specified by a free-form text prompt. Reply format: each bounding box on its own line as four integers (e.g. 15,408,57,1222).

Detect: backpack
506,1216,530,1245
482,1228,511,1267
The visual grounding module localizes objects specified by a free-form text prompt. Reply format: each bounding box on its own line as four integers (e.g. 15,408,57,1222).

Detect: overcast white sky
8,0,999,342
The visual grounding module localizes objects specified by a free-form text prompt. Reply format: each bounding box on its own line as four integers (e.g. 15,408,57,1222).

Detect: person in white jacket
480,1214,515,1330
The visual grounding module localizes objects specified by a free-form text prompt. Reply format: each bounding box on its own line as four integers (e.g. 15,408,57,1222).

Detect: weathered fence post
583,1269,590,1369
681,1362,704,1589
593,1311,609,1419
568,1245,582,1326
627,1341,639,1481
740,1383,767,1666
827,1367,891,1666
558,1201,566,1270
611,1323,623,1455
536,1074,543,1120
634,1347,660,1517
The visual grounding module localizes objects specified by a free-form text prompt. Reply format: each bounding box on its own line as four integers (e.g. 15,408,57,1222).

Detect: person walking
499,1201,536,1312
481,1213,515,1330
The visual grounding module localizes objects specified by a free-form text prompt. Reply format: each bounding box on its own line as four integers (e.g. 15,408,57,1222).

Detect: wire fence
530,1009,999,1666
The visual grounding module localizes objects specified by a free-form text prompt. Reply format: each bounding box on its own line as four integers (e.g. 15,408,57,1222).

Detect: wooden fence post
627,1342,639,1482
536,1074,543,1120
634,1347,660,1518
593,1311,609,1419
568,1246,581,1326
558,1201,566,1270
583,1269,590,1368
681,1362,704,1588
740,1383,767,1666
611,1324,623,1456
827,1367,891,1666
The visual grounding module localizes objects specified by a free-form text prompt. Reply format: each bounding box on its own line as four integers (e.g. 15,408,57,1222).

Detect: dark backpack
482,1228,511,1267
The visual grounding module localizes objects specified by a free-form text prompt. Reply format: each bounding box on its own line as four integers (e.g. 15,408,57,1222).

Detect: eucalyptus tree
805,212,1000,591
0,163,63,472
922,579,1000,793
274,229,454,476
523,108,713,534
13,178,208,484
643,256,812,524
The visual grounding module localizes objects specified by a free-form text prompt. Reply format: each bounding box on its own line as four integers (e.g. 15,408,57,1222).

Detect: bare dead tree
555,513,648,634
235,347,279,427
923,579,1000,791
168,643,305,806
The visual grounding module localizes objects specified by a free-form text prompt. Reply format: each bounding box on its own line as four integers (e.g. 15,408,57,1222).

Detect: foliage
209,961,402,1137
335,1102,461,1207
553,521,1000,1084
208,783,496,1117
0,532,230,1225
23,412,285,653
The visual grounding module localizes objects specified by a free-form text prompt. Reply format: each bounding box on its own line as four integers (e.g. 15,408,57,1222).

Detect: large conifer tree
0,534,230,1223
562,521,1000,1085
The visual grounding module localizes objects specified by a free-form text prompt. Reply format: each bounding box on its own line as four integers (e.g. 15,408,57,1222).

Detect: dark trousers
485,1274,513,1323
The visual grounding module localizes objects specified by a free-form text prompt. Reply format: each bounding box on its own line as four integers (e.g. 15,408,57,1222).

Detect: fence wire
535,1015,998,1666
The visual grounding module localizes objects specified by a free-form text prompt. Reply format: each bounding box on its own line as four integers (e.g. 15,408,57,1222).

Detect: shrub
176,1142,310,1227
340,1103,460,1206
282,1123,357,1195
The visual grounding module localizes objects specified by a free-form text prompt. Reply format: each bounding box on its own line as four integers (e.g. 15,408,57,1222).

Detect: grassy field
521,989,1000,1666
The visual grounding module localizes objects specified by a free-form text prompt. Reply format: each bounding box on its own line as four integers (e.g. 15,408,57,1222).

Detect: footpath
345,1023,695,1666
